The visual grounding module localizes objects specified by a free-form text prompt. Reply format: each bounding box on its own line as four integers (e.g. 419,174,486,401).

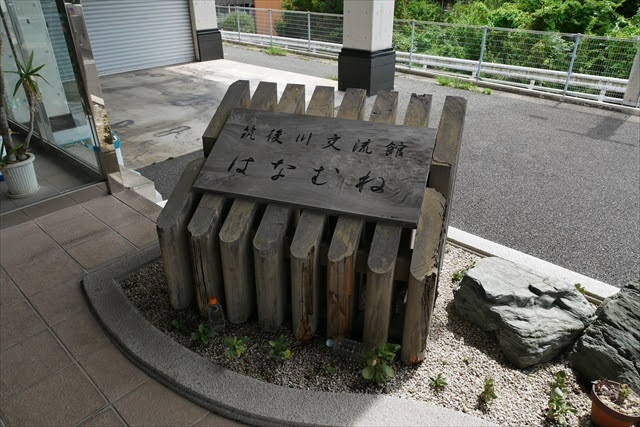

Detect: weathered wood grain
253,84,305,331
157,158,205,310
194,108,436,227
218,82,278,324
187,193,227,317
403,94,432,128
202,80,250,156
325,88,369,339
401,188,446,364
289,86,334,341
362,90,404,347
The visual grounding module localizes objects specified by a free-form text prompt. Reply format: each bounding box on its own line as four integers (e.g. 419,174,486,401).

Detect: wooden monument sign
193,109,437,227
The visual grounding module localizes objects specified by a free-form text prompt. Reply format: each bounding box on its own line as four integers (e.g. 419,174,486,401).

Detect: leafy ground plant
452,261,476,282
325,362,337,374
430,373,448,390
191,323,215,345
324,74,338,81
546,370,576,425
269,334,291,360
435,75,492,95
224,336,247,359
263,45,287,56
480,376,497,404
362,343,401,384
574,283,586,294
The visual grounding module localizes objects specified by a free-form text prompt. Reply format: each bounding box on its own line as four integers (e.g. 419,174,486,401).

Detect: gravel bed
120,244,593,426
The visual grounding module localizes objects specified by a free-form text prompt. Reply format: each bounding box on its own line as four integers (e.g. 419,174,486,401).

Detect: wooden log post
401,188,446,364
290,86,334,341
202,80,251,156
219,82,277,324
157,158,206,310
325,88,367,339
253,84,305,331
187,193,227,317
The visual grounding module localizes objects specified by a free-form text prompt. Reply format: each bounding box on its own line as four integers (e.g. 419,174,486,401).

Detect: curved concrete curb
83,245,495,427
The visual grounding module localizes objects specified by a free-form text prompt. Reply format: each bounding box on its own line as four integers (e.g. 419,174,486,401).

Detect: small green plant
361,343,401,384
430,373,448,390
574,283,586,294
269,334,291,360
224,336,247,359
263,45,287,56
618,383,632,403
171,318,189,335
435,75,491,95
480,376,497,404
191,323,215,345
452,261,476,282
325,362,337,374
546,370,576,425
325,74,338,81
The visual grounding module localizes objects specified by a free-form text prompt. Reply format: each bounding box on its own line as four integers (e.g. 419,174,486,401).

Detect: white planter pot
2,153,39,198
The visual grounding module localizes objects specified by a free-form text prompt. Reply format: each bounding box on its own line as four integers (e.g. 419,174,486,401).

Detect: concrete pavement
102,45,639,286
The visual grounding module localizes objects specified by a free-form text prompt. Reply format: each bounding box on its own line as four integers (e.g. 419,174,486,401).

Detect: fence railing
216,6,640,106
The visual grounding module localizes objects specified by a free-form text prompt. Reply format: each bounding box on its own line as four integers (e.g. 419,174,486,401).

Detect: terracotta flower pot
591,380,640,427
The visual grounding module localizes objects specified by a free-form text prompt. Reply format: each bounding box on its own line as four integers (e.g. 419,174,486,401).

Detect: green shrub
220,12,255,33
362,343,401,384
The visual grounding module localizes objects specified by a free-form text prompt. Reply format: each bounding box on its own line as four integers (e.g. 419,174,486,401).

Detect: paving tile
83,196,145,229
79,343,148,402
79,407,125,426
70,185,109,204
114,379,207,426
43,214,112,250
0,268,23,308
34,204,90,230
0,225,58,268
0,301,46,350
114,190,162,222
51,305,110,358
113,216,157,248
4,247,84,296
194,412,244,426
21,195,78,221
0,209,29,230
66,231,136,270
30,279,86,326
0,330,72,401
0,364,106,426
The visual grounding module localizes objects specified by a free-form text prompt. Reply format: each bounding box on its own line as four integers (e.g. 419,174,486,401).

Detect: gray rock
453,257,595,368
571,280,640,391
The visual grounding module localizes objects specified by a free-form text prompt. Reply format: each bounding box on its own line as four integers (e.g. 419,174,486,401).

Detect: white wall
191,0,218,31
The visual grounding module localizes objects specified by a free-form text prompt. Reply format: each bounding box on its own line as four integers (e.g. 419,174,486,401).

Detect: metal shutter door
41,0,75,82
83,0,195,76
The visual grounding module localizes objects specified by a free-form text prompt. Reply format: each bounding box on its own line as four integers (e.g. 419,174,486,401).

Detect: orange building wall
254,0,283,35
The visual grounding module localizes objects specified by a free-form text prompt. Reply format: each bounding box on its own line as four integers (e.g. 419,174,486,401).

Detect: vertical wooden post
202,80,251,156
157,158,205,310
219,82,277,324
325,88,367,339
290,86,334,341
252,84,305,331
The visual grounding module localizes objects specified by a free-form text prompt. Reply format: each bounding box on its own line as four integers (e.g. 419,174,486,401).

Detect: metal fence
216,6,640,106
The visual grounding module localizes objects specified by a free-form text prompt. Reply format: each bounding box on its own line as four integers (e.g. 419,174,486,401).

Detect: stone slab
82,245,495,427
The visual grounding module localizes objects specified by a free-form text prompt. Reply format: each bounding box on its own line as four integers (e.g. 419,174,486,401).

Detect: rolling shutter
82,0,195,75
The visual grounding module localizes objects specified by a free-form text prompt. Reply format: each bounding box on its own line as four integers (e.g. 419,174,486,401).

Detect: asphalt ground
139,44,640,286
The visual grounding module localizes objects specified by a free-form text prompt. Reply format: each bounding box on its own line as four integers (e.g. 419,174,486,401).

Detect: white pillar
339,0,396,95
190,0,223,61
623,42,640,107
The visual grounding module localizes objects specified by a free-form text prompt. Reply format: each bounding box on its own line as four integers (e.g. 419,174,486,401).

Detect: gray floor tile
0,301,47,351
22,195,79,221
0,226,58,268
30,279,86,326
43,214,112,250
0,209,29,230
4,247,84,296
113,217,157,248
51,305,110,358
34,204,90,230
0,364,106,426
79,344,148,401
79,407,125,426
66,231,136,269
0,330,72,401
0,268,24,308
114,379,207,426
194,412,245,426
83,196,146,229
69,185,109,204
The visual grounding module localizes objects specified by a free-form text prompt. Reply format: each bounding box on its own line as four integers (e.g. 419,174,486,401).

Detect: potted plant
0,35,47,197
591,379,640,427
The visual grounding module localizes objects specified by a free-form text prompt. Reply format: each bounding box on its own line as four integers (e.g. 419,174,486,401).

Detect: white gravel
121,244,593,426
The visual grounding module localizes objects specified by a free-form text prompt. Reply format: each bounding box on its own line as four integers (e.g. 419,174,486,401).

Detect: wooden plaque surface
193,109,437,227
